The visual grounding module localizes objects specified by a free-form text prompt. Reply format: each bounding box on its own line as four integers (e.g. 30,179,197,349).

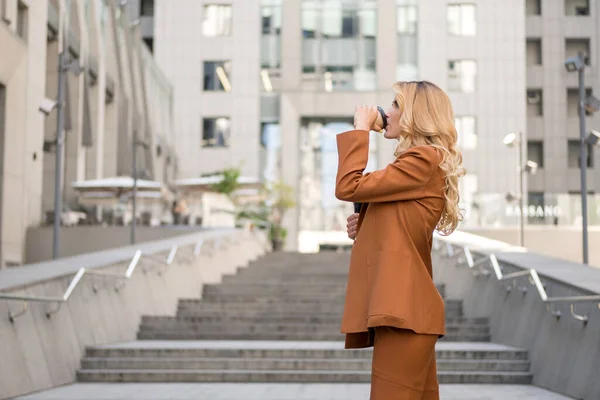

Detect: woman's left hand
354,105,380,132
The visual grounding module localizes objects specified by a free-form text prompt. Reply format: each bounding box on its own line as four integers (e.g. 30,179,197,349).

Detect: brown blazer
335,130,446,349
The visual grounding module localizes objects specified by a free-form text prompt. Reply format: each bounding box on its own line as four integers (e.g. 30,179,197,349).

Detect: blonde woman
335,81,464,399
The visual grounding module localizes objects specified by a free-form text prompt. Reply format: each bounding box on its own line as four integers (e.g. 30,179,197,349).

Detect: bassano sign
505,205,562,218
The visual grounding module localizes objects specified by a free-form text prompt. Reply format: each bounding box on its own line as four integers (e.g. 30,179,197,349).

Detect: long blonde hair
392,81,465,236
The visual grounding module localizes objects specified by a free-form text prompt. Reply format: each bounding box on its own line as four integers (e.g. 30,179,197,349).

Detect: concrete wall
0,0,47,267
465,226,600,268
433,232,600,400
24,226,201,264
154,0,261,180
0,229,268,399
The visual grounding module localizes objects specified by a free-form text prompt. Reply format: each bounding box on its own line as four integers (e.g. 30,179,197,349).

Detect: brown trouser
370,326,439,400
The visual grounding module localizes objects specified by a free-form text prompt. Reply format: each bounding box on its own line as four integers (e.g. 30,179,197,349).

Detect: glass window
455,116,477,150
203,61,232,91
448,60,476,92
567,88,592,116
301,1,377,92
202,117,231,148
527,140,544,168
140,0,154,16
527,89,543,116
261,4,282,71
17,1,28,41
565,38,590,66
203,5,232,37
526,0,541,15
565,0,589,16
397,6,417,35
568,140,594,168
447,4,476,36
526,38,542,65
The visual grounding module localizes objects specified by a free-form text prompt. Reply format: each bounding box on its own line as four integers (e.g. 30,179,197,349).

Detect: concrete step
138,320,490,336
142,314,488,326
76,369,533,384
81,357,529,372
84,342,529,361
136,330,490,342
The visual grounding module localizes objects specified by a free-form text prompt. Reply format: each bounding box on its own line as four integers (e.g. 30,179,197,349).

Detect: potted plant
265,181,295,251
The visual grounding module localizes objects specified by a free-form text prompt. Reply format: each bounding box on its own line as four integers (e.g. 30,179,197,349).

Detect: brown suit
335,130,446,349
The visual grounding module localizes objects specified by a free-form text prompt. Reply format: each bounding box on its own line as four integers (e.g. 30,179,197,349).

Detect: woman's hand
347,213,359,240
354,105,381,132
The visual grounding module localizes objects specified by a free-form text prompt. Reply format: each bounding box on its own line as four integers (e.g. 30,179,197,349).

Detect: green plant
210,168,241,198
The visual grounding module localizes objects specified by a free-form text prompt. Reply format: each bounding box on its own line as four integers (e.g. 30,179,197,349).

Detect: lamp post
52,0,69,259
503,133,540,247
503,132,525,247
564,52,589,264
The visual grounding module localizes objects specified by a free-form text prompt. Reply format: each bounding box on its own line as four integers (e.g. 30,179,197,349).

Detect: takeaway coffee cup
374,106,387,132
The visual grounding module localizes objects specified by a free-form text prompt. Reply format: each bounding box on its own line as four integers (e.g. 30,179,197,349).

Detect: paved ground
15,383,573,400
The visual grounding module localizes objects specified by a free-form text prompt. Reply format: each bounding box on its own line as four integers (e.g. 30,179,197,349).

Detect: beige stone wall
0,230,268,399
0,0,48,266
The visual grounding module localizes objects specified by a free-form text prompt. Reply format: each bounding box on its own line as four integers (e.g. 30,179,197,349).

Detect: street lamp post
52,1,68,259
503,132,524,247
565,53,589,264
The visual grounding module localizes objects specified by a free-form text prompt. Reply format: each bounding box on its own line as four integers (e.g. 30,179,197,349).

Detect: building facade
524,0,600,226
146,0,527,250
0,0,176,267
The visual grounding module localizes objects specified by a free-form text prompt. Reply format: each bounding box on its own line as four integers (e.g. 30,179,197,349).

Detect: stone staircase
77,251,533,384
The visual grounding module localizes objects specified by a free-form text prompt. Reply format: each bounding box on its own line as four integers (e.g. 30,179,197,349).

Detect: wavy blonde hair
392,81,465,236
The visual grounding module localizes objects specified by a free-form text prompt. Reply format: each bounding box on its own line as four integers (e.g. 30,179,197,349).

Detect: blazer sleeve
335,130,436,203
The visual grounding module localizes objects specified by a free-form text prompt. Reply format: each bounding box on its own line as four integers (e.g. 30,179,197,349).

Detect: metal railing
0,233,245,323
433,238,600,325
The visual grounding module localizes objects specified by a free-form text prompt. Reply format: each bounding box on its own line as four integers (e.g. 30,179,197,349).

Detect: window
568,139,594,168
527,140,544,168
261,4,282,70
526,38,542,65
526,0,541,15
140,0,154,16
565,0,590,16
202,117,231,148
565,38,590,65
17,1,28,41
567,88,592,116
262,5,281,35
204,61,231,91
448,60,476,92
527,89,543,116
397,5,417,35
301,1,377,92
203,5,232,37
455,116,477,150
447,4,476,36
143,38,153,53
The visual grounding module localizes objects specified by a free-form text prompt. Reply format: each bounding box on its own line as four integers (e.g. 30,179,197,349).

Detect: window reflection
448,60,477,92
447,4,476,36
203,5,232,37
455,116,477,150
301,0,377,92
299,119,378,232
397,1,418,81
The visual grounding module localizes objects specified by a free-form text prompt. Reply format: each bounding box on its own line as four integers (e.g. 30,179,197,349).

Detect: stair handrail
0,238,211,323
433,238,600,325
